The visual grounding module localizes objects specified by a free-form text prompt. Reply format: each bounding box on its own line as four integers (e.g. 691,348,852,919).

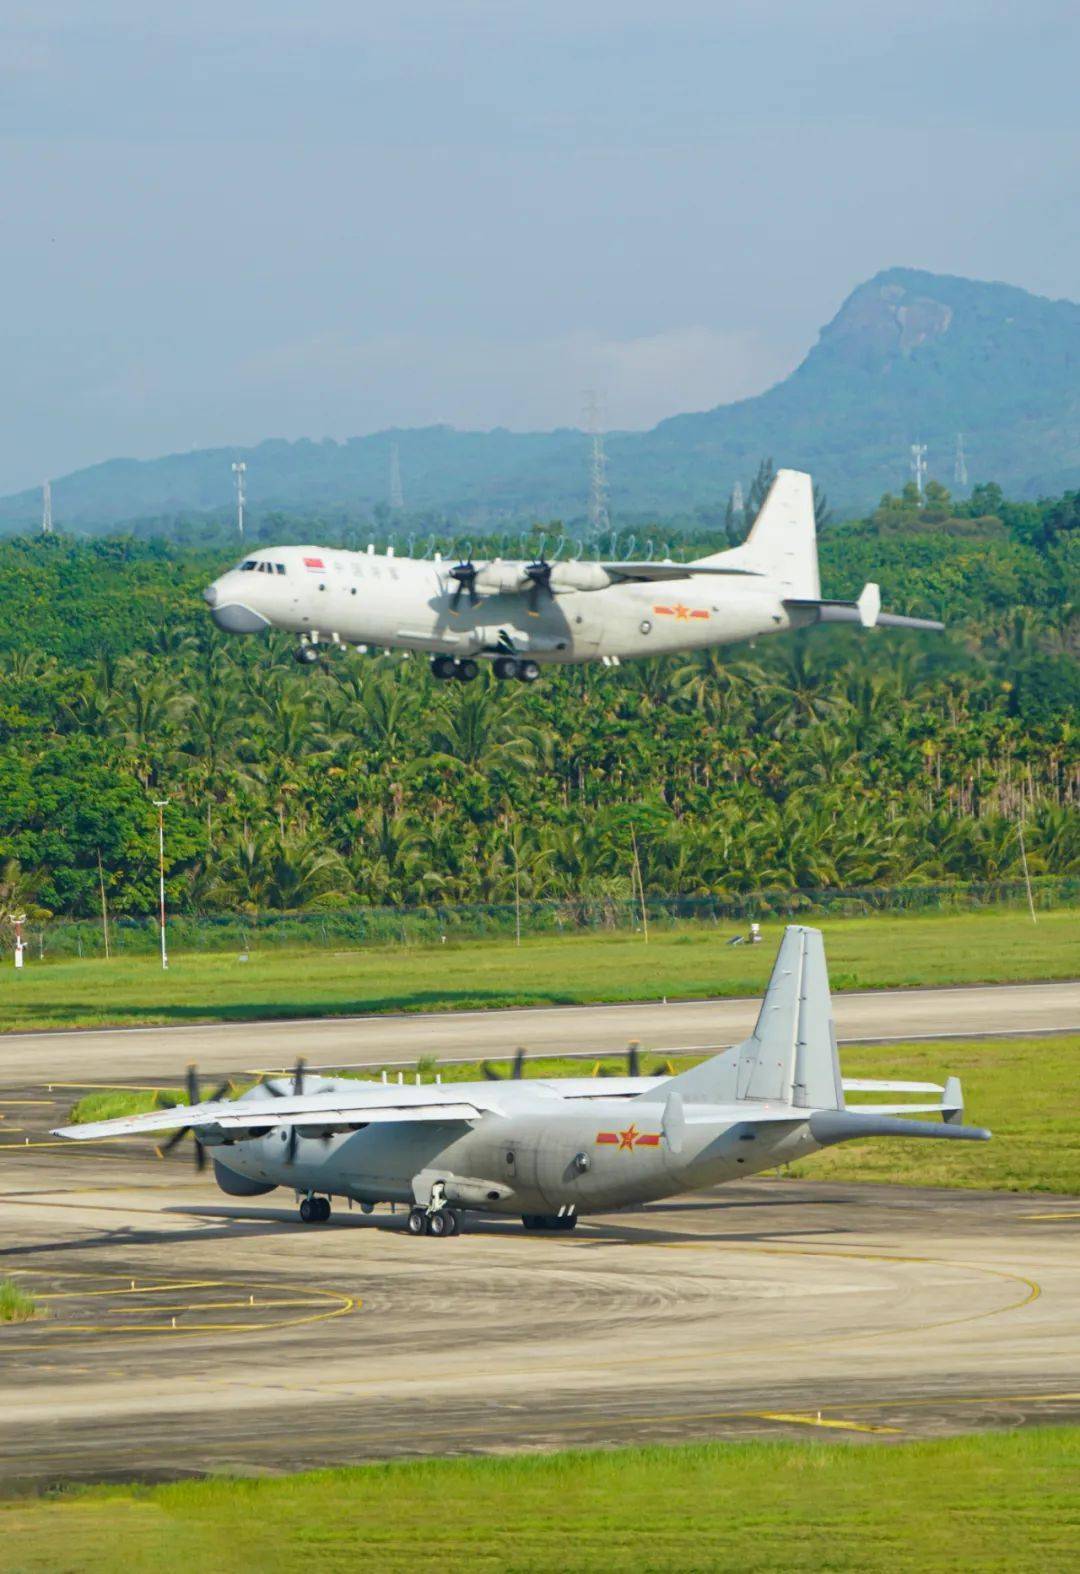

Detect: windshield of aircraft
235,560,288,574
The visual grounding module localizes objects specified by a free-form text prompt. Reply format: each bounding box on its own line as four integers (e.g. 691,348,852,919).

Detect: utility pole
41,481,52,535
153,799,170,970
954,432,968,489
231,461,246,539
584,389,610,539
389,443,404,511
97,849,111,961
910,443,928,499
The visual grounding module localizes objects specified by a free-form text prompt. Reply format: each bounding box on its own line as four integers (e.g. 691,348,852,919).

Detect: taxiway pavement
1,980,1076,1083
0,1077,1077,1486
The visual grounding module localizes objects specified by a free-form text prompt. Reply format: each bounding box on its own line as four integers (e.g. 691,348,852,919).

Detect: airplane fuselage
205,545,793,666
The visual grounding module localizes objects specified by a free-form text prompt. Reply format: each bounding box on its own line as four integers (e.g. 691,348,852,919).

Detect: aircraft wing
52,1084,498,1142
599,562,764,582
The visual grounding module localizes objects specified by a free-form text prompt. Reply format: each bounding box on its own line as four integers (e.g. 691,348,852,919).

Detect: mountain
5,267,1080,531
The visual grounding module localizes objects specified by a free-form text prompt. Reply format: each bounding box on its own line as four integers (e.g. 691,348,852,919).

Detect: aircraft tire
431,656,456,680
406,1207,427,1236
428,1210,451,1238
299,1197,318,1223
294,646,319,666
317,1197,331,1222
516,659,541,683
492,656,517,680
455,659,479,682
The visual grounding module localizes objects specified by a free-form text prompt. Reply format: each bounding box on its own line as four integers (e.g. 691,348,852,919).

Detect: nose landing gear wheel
295,646,319,665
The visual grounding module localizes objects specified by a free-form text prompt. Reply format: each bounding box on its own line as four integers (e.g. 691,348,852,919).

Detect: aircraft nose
210,602,271,634
203,583,218,607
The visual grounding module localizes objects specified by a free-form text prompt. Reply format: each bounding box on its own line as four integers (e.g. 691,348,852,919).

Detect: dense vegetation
0,482,1075,925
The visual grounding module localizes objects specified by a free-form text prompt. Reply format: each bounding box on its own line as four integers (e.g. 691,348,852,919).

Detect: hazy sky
2,1,1078,492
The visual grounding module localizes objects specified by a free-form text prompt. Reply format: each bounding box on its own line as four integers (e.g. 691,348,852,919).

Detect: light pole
232,460,246,539
153,799,169,970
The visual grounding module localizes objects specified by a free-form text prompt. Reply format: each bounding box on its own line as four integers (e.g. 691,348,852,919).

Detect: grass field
0,1278,35,1324
68,1033,1080,1194
1,908,1076,1033
3,1430,1078,1572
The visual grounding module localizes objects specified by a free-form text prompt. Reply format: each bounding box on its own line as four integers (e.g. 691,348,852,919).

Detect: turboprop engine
469,560,615,596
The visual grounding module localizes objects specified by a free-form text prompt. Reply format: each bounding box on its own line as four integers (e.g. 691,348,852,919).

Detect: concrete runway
2,979,1076,1083
0,1078,1077,1486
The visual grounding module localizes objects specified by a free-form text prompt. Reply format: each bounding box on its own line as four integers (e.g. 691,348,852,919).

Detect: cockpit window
239,560,257,571
275,563,286,575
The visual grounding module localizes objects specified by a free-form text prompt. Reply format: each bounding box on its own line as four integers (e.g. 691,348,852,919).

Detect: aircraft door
500,1138,538,1196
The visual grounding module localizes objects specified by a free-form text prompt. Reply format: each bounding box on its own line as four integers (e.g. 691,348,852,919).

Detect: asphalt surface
1,1073,1077,1487
2,980,1077,1083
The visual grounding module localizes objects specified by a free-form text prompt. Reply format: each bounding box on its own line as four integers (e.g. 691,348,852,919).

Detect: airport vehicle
202,470,942,680
54,927,988,1235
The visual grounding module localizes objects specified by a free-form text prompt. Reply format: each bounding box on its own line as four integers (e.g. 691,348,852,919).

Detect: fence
15,877,1078,961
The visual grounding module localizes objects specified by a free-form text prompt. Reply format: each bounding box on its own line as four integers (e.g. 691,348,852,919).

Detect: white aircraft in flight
203,470,942,682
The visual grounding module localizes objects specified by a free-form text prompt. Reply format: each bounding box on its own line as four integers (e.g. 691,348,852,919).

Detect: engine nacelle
213,1157,278,1197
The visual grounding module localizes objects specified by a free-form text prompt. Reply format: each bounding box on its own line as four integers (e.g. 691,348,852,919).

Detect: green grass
1,909,1076,1033
0,1278,37,1324
3,1431,1078,1572
67,1034,1080,1195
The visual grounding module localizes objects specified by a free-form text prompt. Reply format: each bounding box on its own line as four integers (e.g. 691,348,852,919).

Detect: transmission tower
909,442,928,499
731,480,744,520
41,480,52,535
389,443,404,510
954,432,968,489
583,389,610,538
231,461,246,538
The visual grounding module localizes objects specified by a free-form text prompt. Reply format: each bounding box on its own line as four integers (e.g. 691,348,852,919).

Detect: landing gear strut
299,1195,331,1223
406,1181,462,1237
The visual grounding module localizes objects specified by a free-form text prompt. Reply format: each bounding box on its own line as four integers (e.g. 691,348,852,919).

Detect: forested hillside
0,486,1076,922
6,268,1080,528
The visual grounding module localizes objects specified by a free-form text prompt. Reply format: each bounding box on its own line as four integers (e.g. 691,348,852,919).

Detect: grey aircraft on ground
203,470,942,683
56,927,988,1235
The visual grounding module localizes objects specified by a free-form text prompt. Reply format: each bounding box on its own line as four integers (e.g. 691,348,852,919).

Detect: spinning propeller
481,1047,527,1081
449,560,479,610
262,1056,307,1163
523,559,553,611
156,1063,233,1171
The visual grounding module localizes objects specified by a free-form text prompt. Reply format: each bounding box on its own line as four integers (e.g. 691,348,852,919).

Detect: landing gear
294,645,319,665
493,656,541,682
299,1195,331,1223
522,1212,577,1232
430,656,479,682
406,1206,462,1237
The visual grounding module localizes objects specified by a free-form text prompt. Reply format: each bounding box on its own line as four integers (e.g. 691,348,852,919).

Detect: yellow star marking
672,603,690,619
618,1123,639,1151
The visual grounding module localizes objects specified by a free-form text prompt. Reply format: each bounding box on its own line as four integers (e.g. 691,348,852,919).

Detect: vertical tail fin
697,469,821,600
735,926,843,1109
642,925,843,1110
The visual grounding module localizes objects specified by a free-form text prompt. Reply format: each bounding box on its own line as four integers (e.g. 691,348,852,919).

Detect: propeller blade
206,1079,232,1105
185,1064,200,1109
193,1137,207,1173
292,1057,306,1097
157,1124,191,1157
481,1061,502,1081
511,1048,526,1080
262,1075,285,1097
627,1041,642,1079
285,1127,298,1164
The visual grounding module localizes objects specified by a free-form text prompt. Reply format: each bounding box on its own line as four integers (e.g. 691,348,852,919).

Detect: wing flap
600,562,764,582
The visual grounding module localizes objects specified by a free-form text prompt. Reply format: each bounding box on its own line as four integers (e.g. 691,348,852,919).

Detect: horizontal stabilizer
810,1109,990,1144
784,596,943,632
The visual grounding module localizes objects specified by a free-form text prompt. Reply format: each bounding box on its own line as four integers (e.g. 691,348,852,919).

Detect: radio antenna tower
909,442,928,499
954,432,968,489
583,389,610,538
231,461,246,538
389,443,404,511
41,480,52,535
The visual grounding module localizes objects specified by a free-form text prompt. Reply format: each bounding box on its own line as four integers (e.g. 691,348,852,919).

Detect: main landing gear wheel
492,656,517,680
517,659,540,683
431,655,457,680
294,645,319,665
455,658,479,682
406,1206,428,1235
